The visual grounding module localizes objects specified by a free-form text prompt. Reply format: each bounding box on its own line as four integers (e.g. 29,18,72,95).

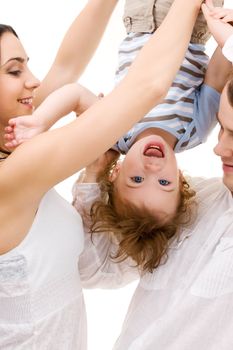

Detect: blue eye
131,176,144,183
159,179,171,186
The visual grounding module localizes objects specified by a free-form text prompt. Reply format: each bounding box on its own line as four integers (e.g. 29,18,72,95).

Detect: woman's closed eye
8,70,22,76
158,179,171,186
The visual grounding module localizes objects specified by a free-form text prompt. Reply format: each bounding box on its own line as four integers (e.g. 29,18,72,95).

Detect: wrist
32,113,48,131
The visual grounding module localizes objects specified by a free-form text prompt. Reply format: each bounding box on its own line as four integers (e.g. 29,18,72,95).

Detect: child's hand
4,115,45,149
81,150,120,183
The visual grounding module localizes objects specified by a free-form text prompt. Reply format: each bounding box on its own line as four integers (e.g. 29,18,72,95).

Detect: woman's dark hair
0,24,18,38
0,24,19,63
0,24,18,39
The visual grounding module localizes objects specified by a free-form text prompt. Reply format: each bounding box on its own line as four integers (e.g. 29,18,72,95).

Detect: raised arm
34,0,118,107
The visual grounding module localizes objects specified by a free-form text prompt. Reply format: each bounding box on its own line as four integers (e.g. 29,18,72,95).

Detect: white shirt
0,189,86,350
75,177,233,350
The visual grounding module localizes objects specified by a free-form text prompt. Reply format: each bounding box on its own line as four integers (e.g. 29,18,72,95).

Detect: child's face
111,135,180,219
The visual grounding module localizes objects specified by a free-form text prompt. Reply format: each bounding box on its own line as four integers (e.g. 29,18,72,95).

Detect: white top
74,177,233,350
0,189,86,350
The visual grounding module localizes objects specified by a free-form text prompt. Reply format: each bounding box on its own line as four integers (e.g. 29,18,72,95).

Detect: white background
1,1,232,349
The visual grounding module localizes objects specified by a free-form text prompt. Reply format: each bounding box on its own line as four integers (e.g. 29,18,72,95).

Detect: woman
0,0,203,348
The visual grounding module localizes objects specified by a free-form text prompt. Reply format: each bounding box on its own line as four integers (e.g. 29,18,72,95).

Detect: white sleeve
72,182,139,289
222,34,233,63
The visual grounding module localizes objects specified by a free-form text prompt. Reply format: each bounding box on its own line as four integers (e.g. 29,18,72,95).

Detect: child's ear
109,163,121,182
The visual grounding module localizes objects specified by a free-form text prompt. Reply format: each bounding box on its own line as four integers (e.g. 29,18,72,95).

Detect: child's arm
202,0,233,47
207,4,233,23
5,83,98,148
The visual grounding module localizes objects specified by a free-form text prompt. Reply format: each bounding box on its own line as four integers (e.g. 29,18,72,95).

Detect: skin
214,86,233,192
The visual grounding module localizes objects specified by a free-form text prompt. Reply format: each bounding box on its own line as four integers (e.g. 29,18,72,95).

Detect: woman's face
0,32,40,128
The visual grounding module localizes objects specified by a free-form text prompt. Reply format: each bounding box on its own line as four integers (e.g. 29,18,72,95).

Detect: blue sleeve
194,84,220,143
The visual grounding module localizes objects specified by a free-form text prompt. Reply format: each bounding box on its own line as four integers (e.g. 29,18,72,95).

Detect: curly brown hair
89,162,196,273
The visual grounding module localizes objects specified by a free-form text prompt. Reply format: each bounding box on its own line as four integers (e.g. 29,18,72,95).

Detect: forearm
204,46,232,93
34,0,118,107
53,0,118,72
207,21,233,47
34,83,98,130
124,0,203,100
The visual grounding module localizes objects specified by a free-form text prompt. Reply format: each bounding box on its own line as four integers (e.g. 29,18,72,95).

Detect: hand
81,150,120,183
4,115,45,149
202,1,233,47
206,0,233,24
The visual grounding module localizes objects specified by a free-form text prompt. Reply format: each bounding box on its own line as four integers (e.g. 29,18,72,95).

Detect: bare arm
34,0,118,107
204,46,232,93
4,84,98,148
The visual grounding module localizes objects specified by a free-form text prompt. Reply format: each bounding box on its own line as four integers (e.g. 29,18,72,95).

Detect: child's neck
134,128,177,149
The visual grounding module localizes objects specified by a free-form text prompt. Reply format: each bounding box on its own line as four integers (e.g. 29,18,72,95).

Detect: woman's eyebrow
0,56,29,68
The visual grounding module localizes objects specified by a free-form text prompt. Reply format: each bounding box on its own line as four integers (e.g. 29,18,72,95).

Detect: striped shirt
113,33,220,154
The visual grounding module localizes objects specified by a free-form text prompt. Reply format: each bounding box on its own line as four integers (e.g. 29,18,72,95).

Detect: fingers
4,139,19,149
202,3,211,20
221,14,233,24
205,6,233,24
205,0,214,10
8,118,17,127
4,123,19,149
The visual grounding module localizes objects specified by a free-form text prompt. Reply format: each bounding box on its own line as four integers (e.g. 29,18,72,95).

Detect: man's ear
109,163,121,182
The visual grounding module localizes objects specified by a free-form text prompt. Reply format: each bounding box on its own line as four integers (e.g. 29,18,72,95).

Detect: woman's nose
25,71,41,90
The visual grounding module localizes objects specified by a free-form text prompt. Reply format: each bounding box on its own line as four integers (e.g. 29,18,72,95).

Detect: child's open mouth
143,143,164,158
